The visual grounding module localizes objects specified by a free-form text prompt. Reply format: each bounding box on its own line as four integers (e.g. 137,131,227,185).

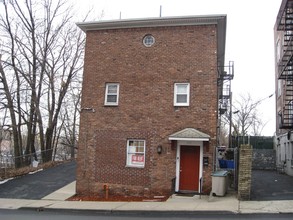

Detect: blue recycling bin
226,160,234,169
219,159,227,168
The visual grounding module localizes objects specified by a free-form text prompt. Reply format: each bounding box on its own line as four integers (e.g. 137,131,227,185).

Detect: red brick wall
76,24,218,198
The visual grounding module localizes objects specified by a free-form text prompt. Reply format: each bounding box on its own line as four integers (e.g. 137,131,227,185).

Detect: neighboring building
76,15,230,199
275,0,293,176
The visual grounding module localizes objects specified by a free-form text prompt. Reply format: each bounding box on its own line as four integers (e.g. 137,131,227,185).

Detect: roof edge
76,14,227,32
168,137,210,141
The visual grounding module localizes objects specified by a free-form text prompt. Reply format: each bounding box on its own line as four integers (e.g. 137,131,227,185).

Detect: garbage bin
211,170,228,196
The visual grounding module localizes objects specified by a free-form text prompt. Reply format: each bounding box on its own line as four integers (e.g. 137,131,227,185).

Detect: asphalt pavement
1,209,293,220
1,161,293,201
0,161,76,199
251,169,293,201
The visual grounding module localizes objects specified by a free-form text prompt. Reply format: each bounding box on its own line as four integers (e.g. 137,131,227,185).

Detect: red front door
179,146,200,191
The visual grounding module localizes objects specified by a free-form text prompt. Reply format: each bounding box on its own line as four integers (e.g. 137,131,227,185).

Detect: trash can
211,170,228,196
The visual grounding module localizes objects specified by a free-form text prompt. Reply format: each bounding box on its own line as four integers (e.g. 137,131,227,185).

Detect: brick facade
76,17,225,199
238,145,253,200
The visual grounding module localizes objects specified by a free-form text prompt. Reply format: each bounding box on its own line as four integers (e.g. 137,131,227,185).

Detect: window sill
174,104,189,107
125,165,145,169
104,104,119,107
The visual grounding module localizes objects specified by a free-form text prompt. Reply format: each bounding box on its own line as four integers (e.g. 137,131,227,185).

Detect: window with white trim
174,83,190,106
276,39,281,61
104,83,119,106
291,145,293,167
143,34,155,47
126,140,145,168
278,80,282,97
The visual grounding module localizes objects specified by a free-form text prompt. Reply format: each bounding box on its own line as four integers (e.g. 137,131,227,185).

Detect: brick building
274,0,293,176
76,15,227,199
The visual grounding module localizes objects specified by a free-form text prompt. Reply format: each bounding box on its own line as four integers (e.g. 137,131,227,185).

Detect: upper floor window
174,83,190,106
104,83,119,106
278,80,282,97
276,39,281,61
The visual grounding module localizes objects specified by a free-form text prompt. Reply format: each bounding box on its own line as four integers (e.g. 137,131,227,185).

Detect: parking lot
0,161,76,199
251,169,293,201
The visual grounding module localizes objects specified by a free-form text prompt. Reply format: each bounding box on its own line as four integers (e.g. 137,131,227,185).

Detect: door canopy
169,128,210,141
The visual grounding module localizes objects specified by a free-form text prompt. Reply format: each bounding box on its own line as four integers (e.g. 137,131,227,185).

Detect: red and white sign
131,154,144,164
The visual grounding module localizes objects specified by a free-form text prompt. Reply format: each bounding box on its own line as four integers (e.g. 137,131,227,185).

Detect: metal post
229,92,233,148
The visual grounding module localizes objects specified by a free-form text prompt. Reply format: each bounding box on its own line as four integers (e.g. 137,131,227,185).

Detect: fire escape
218,61,234,146
277,0,293,129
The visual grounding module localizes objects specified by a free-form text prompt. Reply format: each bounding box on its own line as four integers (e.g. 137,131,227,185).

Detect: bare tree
53,82,81,160
0,0,85,166
0,53,23,167
231,93,271,136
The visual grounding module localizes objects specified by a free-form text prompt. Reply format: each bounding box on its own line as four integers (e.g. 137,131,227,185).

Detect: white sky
72,0,283,136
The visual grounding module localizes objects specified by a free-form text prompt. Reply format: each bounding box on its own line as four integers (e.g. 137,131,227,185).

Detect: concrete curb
19,206,238,216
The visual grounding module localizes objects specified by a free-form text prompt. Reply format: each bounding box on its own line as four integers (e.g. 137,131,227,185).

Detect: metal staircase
218,61,234,116
277,0,293,128
280,79,293,128
217,61,234,147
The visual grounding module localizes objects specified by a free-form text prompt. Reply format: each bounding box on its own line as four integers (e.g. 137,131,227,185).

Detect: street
0,209,292,220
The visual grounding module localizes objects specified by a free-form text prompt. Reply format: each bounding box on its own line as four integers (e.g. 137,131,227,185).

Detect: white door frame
175,140,203,192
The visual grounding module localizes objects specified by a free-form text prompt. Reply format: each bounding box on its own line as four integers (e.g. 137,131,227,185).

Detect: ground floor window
126,140,145,168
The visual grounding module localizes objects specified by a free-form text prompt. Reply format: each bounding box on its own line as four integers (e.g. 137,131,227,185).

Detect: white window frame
276,39,281,62
174,83,190,106
104,83,119,106
278,80,282,97
143,34,155,47
291,144,293,167
126,139,146,168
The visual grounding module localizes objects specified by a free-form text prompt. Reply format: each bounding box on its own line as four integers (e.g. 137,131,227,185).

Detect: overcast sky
72,0,283,136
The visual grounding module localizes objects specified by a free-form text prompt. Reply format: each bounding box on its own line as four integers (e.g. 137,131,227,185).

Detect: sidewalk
0,181,292,214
